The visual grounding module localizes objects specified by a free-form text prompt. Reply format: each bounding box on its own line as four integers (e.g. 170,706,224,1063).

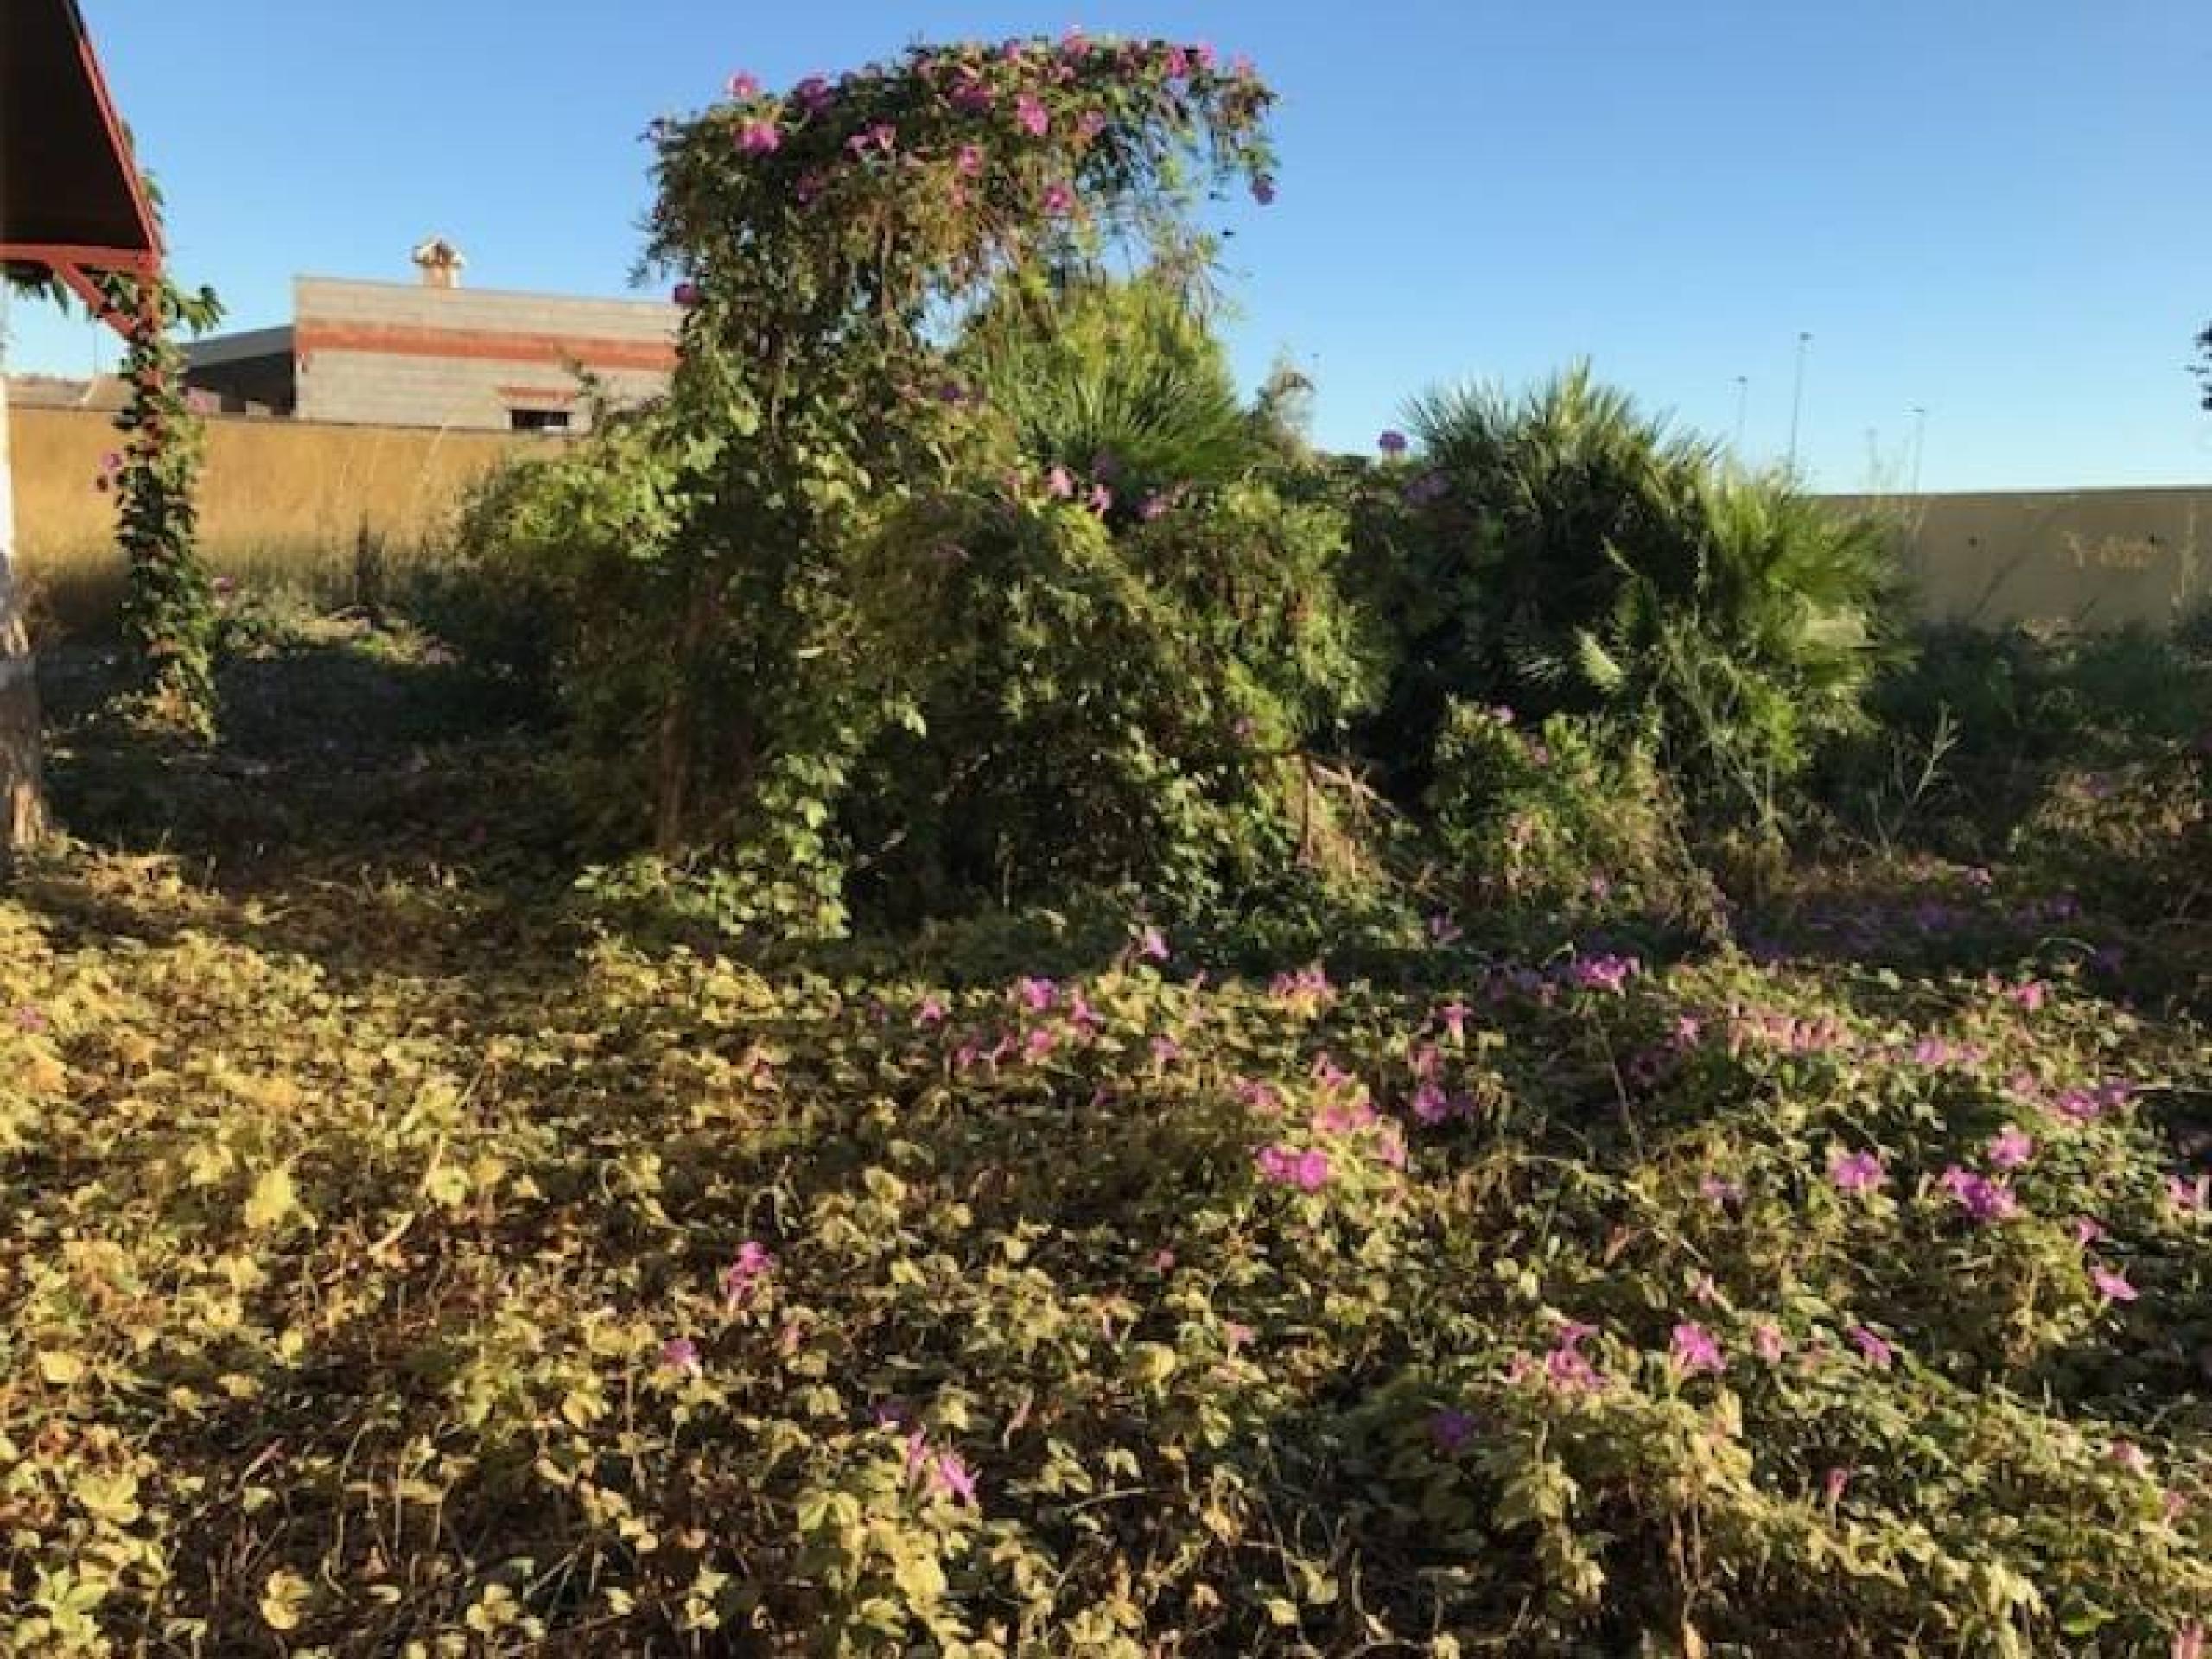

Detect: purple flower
1017,976,1058,1012
1136,925,1170,963
1429,1408,1477,1453
658,1337,702,1376
737,118,782,155
1044,463,1077,499
1251,175,1277,205
1670,1322,1726,1375
950,77,995,113
672,281,702,308
1411,1082,1452,1126
1986,1126,2035,1170
1150,1034,1184,1067
793,74,835,115
1937,1165,2019,1224
1015,92,1050,136
955,143,984,177
916,995,948,1027
1255,1145,1331,1192
1377,429,1409,456
2168,1173,2210,1213
1700,1174,1744,1208
1848,1325,1895,1368
1086,481,1114,515
2090,1263,2139,1303
2072,1215,2108,1249
1163,45,1192,79
1827,1149,1887,1196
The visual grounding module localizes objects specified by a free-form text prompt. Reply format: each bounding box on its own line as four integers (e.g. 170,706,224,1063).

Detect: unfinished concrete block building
183,243,679,433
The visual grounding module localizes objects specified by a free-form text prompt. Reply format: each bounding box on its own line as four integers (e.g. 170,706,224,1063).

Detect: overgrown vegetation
8,29,2212,1657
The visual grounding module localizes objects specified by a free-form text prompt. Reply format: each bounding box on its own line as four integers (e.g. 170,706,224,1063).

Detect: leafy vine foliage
458,35,1348,931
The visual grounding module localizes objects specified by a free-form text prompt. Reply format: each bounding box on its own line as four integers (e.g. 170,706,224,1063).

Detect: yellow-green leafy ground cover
3,635,2210,1656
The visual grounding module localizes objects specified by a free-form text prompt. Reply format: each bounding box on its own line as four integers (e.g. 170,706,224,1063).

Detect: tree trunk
0,386,48,856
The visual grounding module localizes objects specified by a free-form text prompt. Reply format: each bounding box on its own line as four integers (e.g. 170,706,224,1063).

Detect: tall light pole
1732,375,1749,455
1907,405,1928,495
1786,331,1812,476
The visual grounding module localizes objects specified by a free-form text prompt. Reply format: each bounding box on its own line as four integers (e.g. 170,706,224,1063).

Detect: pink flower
658,1337,702,1376
1022,1025,1058,1064
1848,1325,1894,1368
2109,1440,2152,1476
916,994,948,1027
793,74,834,115
1700,1174,1744,1207
1223,1320,1254,1356
737,118,782,155
1986,1126,2035,1170
955,143,984,177
1543,1322,1603,1393
2176,1620,2206,1659
1042,181,1077,216
1015,92,1050,136
1753,1322,1788,1363
2167,1173,2210,1213
1195,41,1218,69
1823,1466,1853,1505
721,1240,775,1307
1411,1082,1452,1126
727,72,760,99
1163,44,1191,79
1255,1145,1330,1192
1135,925,1169,962
1086,481,1113,514
1076,108,1107,141
1828,1149,1887,1195
672,281,702,308
1149,1034,1183,1067
1017,976,1058,1012
950,77,995,113
2089,1263,2138,1303
2072,1215,2108,1248
1937,1165,2019,1224
1437,1000,1469,1040
1044,463,1077,499
1377,429,1409,456
929,1449,979,1505
1670,1322,1726,1375
2008,980,2047,1012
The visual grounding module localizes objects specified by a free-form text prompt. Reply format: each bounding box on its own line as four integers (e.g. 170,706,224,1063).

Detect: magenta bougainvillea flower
1086,481,1114,514
1042,181,1077,215
955,143,984,176
737,118,783,155
1986,1126,2035,1170
2089,1262,2139,1302
1828,1149,1887,1195
1670,1322,1726,1375
672,282,702,308
1137,925,1170,962
1542,1321,1603,1393
727,72,760,99
1015,92,1050,136
1017,976,1058,1011
915,994,948,1027
950,77,995,113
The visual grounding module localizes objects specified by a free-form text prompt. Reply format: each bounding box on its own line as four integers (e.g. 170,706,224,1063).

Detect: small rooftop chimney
410,236,466,289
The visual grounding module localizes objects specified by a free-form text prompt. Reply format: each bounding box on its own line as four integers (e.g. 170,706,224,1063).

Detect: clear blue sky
8,0,2209,491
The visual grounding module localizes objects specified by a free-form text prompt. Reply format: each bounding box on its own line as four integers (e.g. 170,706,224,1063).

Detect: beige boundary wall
9,404,537,567
1824,487,2211,632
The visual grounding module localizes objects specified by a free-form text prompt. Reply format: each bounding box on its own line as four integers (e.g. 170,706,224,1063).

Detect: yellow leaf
260,1567,311,1631
38,1350,86,1386
245,1166,301,1231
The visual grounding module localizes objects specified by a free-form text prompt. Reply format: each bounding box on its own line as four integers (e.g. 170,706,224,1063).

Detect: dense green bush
1352,365,1897,827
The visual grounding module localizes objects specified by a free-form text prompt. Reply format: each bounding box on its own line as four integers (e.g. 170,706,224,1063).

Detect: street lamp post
1908,405,1928,495
1786,331,1812,476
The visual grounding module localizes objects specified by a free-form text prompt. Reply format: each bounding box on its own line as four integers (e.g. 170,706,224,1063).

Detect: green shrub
1424,701,1718,929
1355,365,1896,828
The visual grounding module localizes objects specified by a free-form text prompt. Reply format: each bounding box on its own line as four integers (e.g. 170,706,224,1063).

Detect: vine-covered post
104,261,223,736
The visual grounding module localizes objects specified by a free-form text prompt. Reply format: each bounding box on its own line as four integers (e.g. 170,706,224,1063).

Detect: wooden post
0,381,48,854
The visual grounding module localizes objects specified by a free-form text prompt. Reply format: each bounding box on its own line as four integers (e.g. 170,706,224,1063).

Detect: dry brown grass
10,406,534,637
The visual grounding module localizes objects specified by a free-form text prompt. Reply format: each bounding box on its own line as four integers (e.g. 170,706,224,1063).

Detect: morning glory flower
737,118,782,156
1670,1322,1726,1375
1015,92,1050,136
1828,1149,1887,1195
1377,429,1409,456
2090,1263,2139,1303
1986,1127,2035,1170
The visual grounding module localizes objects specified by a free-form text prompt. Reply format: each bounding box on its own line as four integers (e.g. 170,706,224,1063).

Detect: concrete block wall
293,277,678,433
